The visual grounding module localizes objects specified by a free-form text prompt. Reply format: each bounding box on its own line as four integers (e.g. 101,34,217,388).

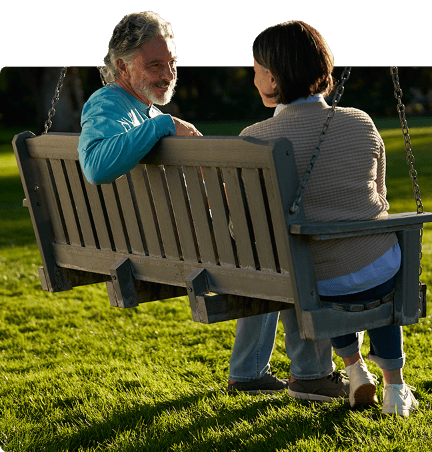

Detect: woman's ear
269,71,278,92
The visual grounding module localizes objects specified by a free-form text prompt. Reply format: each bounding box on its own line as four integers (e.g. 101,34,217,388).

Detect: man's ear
116,59,130,78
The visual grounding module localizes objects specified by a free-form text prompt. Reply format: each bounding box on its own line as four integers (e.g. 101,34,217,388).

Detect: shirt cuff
153,114,176,138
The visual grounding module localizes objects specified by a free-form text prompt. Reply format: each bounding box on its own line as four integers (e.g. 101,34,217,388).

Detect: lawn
0,118,432,452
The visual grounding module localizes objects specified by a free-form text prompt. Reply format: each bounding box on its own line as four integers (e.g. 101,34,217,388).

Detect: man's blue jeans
229,307,340,382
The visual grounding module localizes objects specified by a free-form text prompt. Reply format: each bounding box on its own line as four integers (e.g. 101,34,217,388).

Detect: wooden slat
164,166,199,262
53,242,294,302
100,183,129,254
64,160,97,249
145,165,180,260
49,159,82,246
221,167,255,269
201,167,236,267
83,182,112,251
26,134,277,167
129,165,163,258
36,158,67,245
182,166,218,264
241,168,276,272
115,175,146,255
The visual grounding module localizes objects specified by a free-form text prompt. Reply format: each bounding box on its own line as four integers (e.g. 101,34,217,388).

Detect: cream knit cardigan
239,98,397,281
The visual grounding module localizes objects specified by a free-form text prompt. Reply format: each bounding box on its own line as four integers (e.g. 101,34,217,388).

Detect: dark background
1,66,432,135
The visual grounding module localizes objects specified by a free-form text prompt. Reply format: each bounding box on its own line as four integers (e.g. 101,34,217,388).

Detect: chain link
290,67,352,214
390,67,424,214
390,67,424,289
42,67,68,135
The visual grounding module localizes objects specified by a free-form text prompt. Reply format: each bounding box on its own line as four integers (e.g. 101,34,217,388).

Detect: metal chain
42,67,68,135
390,67,424,285
290,67,352,214
390,67,424,214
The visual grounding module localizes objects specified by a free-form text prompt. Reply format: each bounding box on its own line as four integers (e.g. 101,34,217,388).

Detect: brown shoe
288,371,349,402
228,371,289,395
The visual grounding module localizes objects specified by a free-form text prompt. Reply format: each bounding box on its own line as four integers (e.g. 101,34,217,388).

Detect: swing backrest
13,131,432,340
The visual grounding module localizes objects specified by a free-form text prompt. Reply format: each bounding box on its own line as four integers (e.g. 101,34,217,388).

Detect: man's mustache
153,79,176,89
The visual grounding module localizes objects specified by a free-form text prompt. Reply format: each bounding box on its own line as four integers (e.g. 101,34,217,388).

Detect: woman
229,21,417,417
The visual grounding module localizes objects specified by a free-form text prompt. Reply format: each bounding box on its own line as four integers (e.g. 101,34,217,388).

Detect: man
78,11,201,185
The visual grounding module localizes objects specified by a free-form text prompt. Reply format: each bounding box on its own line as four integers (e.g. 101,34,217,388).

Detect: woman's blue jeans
321,276,405,371
229,276,404,382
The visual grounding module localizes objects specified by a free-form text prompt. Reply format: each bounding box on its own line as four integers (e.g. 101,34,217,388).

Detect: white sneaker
382,384,419,417
344,359,379,408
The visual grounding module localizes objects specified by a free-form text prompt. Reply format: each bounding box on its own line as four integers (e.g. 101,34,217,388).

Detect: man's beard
138,78,177,106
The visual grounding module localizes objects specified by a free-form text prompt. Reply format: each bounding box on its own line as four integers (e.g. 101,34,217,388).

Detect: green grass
1,121,432,451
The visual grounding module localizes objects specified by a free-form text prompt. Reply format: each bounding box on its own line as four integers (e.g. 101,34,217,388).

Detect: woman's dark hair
253,21,334,104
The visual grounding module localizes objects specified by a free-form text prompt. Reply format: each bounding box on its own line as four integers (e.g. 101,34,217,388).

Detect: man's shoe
228,371,289,394
382,384,419,417
344,359,378,408
288,371,349,402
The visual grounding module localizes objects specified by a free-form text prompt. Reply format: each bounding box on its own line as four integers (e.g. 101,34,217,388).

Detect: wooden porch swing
12,67,432,341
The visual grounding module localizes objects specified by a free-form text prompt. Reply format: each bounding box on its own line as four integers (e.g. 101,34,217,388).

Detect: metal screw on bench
42,67,68,135
290,67,351,214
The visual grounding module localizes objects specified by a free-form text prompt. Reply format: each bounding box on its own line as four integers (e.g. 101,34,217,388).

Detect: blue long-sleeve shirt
78,84,176,184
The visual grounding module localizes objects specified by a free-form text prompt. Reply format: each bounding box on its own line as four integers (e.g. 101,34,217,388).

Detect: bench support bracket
186,268,293,324
107,258,139,309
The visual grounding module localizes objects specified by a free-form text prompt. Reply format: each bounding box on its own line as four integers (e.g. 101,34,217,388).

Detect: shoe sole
288,388,348,402
228,388,287,395
351,383,378,408
382,406,416,417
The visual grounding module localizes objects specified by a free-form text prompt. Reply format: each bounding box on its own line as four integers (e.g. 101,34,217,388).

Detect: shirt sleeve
78,94,176,185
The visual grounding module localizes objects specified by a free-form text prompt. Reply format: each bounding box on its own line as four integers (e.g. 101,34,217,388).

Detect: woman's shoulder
239,115,282,140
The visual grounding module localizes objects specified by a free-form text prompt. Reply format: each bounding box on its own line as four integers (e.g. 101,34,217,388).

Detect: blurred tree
1,66,432,134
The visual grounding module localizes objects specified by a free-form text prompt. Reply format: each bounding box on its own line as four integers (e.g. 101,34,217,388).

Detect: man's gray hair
101,11,174,84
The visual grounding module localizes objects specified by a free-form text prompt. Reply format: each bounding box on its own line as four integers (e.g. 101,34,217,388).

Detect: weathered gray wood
290,212,432,238
182,166,218,264
114,175,146,255
100,183,129,253
270,140,321,339
185,268,292,323
201,166,236,267
64,159,97,249
394,229,422,325
12,131,72,292
109,258,138,308
242,168,277,272
221,167,256,269
129,165,163,258
49,158,82,246
261,167,292,274
14,132,432,340
52,242,295,302
35,158,68,245
164,166,199,262
145,165,180,260
301,301,394,341
83,182,113,251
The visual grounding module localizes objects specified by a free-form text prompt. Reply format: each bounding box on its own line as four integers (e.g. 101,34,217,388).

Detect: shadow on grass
32,388,377,452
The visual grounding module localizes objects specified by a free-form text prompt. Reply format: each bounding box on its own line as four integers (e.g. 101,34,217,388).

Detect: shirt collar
274,93,324,117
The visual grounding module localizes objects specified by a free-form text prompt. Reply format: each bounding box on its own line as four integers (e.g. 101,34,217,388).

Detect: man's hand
173,117,203,136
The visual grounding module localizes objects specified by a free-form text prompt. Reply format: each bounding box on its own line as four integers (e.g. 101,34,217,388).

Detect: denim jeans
321,276,405,371
229,308,340,382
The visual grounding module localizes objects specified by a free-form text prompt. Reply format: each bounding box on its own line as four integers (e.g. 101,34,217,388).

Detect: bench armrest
290,212,432,240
